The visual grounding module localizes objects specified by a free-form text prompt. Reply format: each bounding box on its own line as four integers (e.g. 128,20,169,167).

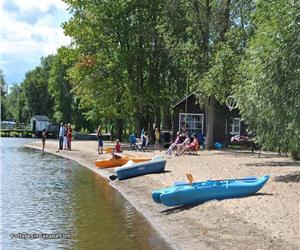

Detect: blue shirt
59,126,65,137
129,134,136,144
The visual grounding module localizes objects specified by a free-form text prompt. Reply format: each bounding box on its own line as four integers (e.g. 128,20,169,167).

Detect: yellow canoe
95,155,151,168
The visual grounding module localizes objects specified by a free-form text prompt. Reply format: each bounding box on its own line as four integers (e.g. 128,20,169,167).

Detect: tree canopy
3,0,299,158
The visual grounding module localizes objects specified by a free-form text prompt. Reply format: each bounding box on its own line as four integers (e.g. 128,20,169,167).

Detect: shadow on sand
216,149,288,159
159,192,273,215
245,161,300,168
274,172,300,183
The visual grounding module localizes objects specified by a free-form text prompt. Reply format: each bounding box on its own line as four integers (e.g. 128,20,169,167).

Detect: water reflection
1,139,170,250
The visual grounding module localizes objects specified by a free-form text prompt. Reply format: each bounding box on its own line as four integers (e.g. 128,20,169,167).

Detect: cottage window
230,118,241,135
179,113,204,135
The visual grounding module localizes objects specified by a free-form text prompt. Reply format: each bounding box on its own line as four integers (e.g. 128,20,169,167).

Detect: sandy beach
25,139,300,250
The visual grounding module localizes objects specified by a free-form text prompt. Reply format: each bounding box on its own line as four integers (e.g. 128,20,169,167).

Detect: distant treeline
1,0,299,158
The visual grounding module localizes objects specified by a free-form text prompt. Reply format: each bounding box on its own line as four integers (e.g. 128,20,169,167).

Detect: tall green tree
48,51,73,123
160,0,255,148
6,83,30,124
23,56,54,119
63,0,184,139
235,0,300,159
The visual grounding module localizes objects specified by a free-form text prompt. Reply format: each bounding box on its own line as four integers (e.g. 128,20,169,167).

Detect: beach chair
188,142,200,155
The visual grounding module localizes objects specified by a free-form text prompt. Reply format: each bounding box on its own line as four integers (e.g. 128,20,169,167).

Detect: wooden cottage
172,93,248,145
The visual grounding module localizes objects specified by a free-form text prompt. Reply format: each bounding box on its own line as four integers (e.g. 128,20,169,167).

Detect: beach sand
26,140,300,250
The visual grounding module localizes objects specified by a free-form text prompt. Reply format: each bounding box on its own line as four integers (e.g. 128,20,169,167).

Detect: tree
48,51,73,123
235,0,300,159
63,0,185,139
160,0,255,148
0,68,9,121
23,56,54,119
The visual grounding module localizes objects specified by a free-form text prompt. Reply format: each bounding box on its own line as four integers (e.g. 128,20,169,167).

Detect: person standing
63,124,68,150
41,129,46,153
154,128,160,150
140,127,145,139
97,126,103,154
67,124,72,151
141,131,149,151
58,122,64,150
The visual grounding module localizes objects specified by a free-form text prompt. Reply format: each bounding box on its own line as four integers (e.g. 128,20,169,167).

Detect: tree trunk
155,106,161,130
206,96,216,149
291,150,300,161
116,119,123,141
165,110,172,129
219,0,231,41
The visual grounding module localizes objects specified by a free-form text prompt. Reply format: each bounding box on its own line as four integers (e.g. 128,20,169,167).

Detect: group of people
58,123,73,151
166,131,200,156
129,128,160,151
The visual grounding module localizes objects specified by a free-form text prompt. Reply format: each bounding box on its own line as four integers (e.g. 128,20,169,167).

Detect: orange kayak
95,155,151,168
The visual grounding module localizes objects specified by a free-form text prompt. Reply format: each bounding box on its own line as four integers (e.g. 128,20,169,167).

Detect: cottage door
33,120,36,131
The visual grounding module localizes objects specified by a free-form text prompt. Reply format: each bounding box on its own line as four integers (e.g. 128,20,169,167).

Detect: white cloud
10,0,68,12
0,2,71,58
0,0,71,85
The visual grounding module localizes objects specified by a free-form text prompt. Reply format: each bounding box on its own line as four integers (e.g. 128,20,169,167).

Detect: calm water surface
0,138,170,250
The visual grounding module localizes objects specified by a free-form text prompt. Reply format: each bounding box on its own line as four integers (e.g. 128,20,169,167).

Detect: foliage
62,0,186,138
48,50,73,123
23,56,54,118
3,0,299,156
0,68,9,120
235,0,300,158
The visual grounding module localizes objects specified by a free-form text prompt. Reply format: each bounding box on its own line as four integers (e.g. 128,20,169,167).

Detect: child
115,139,121,153
97,127,103,154
41,129,46,153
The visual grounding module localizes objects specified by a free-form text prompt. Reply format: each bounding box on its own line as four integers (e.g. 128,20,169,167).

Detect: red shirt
115,143,121,153
67,128,72,138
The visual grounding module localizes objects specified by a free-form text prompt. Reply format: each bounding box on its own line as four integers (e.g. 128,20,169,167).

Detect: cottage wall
173,94,248,145
172,95,206,139
36,121,49,131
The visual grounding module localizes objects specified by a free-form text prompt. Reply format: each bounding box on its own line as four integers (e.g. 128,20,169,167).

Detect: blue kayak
152,175,269,206
115,156,166,180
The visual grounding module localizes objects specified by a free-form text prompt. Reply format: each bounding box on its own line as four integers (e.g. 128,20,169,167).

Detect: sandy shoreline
25,139,300,250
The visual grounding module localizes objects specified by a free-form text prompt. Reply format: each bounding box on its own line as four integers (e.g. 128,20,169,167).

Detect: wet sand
26,140,300,250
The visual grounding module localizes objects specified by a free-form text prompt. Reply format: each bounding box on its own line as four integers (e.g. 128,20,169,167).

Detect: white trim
179,113,204,134
230,117,241,135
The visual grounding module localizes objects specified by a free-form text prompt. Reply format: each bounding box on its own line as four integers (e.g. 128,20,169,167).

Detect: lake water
0,138,170,250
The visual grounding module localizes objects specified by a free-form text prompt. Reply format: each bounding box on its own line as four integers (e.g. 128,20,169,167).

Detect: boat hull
95,157,151,168
115,159,166,180
152,176,269,206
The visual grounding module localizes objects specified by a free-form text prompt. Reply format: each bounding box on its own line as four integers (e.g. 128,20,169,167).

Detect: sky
0,0,72,88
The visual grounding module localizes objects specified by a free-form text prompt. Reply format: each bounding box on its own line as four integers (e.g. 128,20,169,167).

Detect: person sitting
178,135,199,156
129,132,137,149
176,133,190,156
166,131,180,155
115,139,122,153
